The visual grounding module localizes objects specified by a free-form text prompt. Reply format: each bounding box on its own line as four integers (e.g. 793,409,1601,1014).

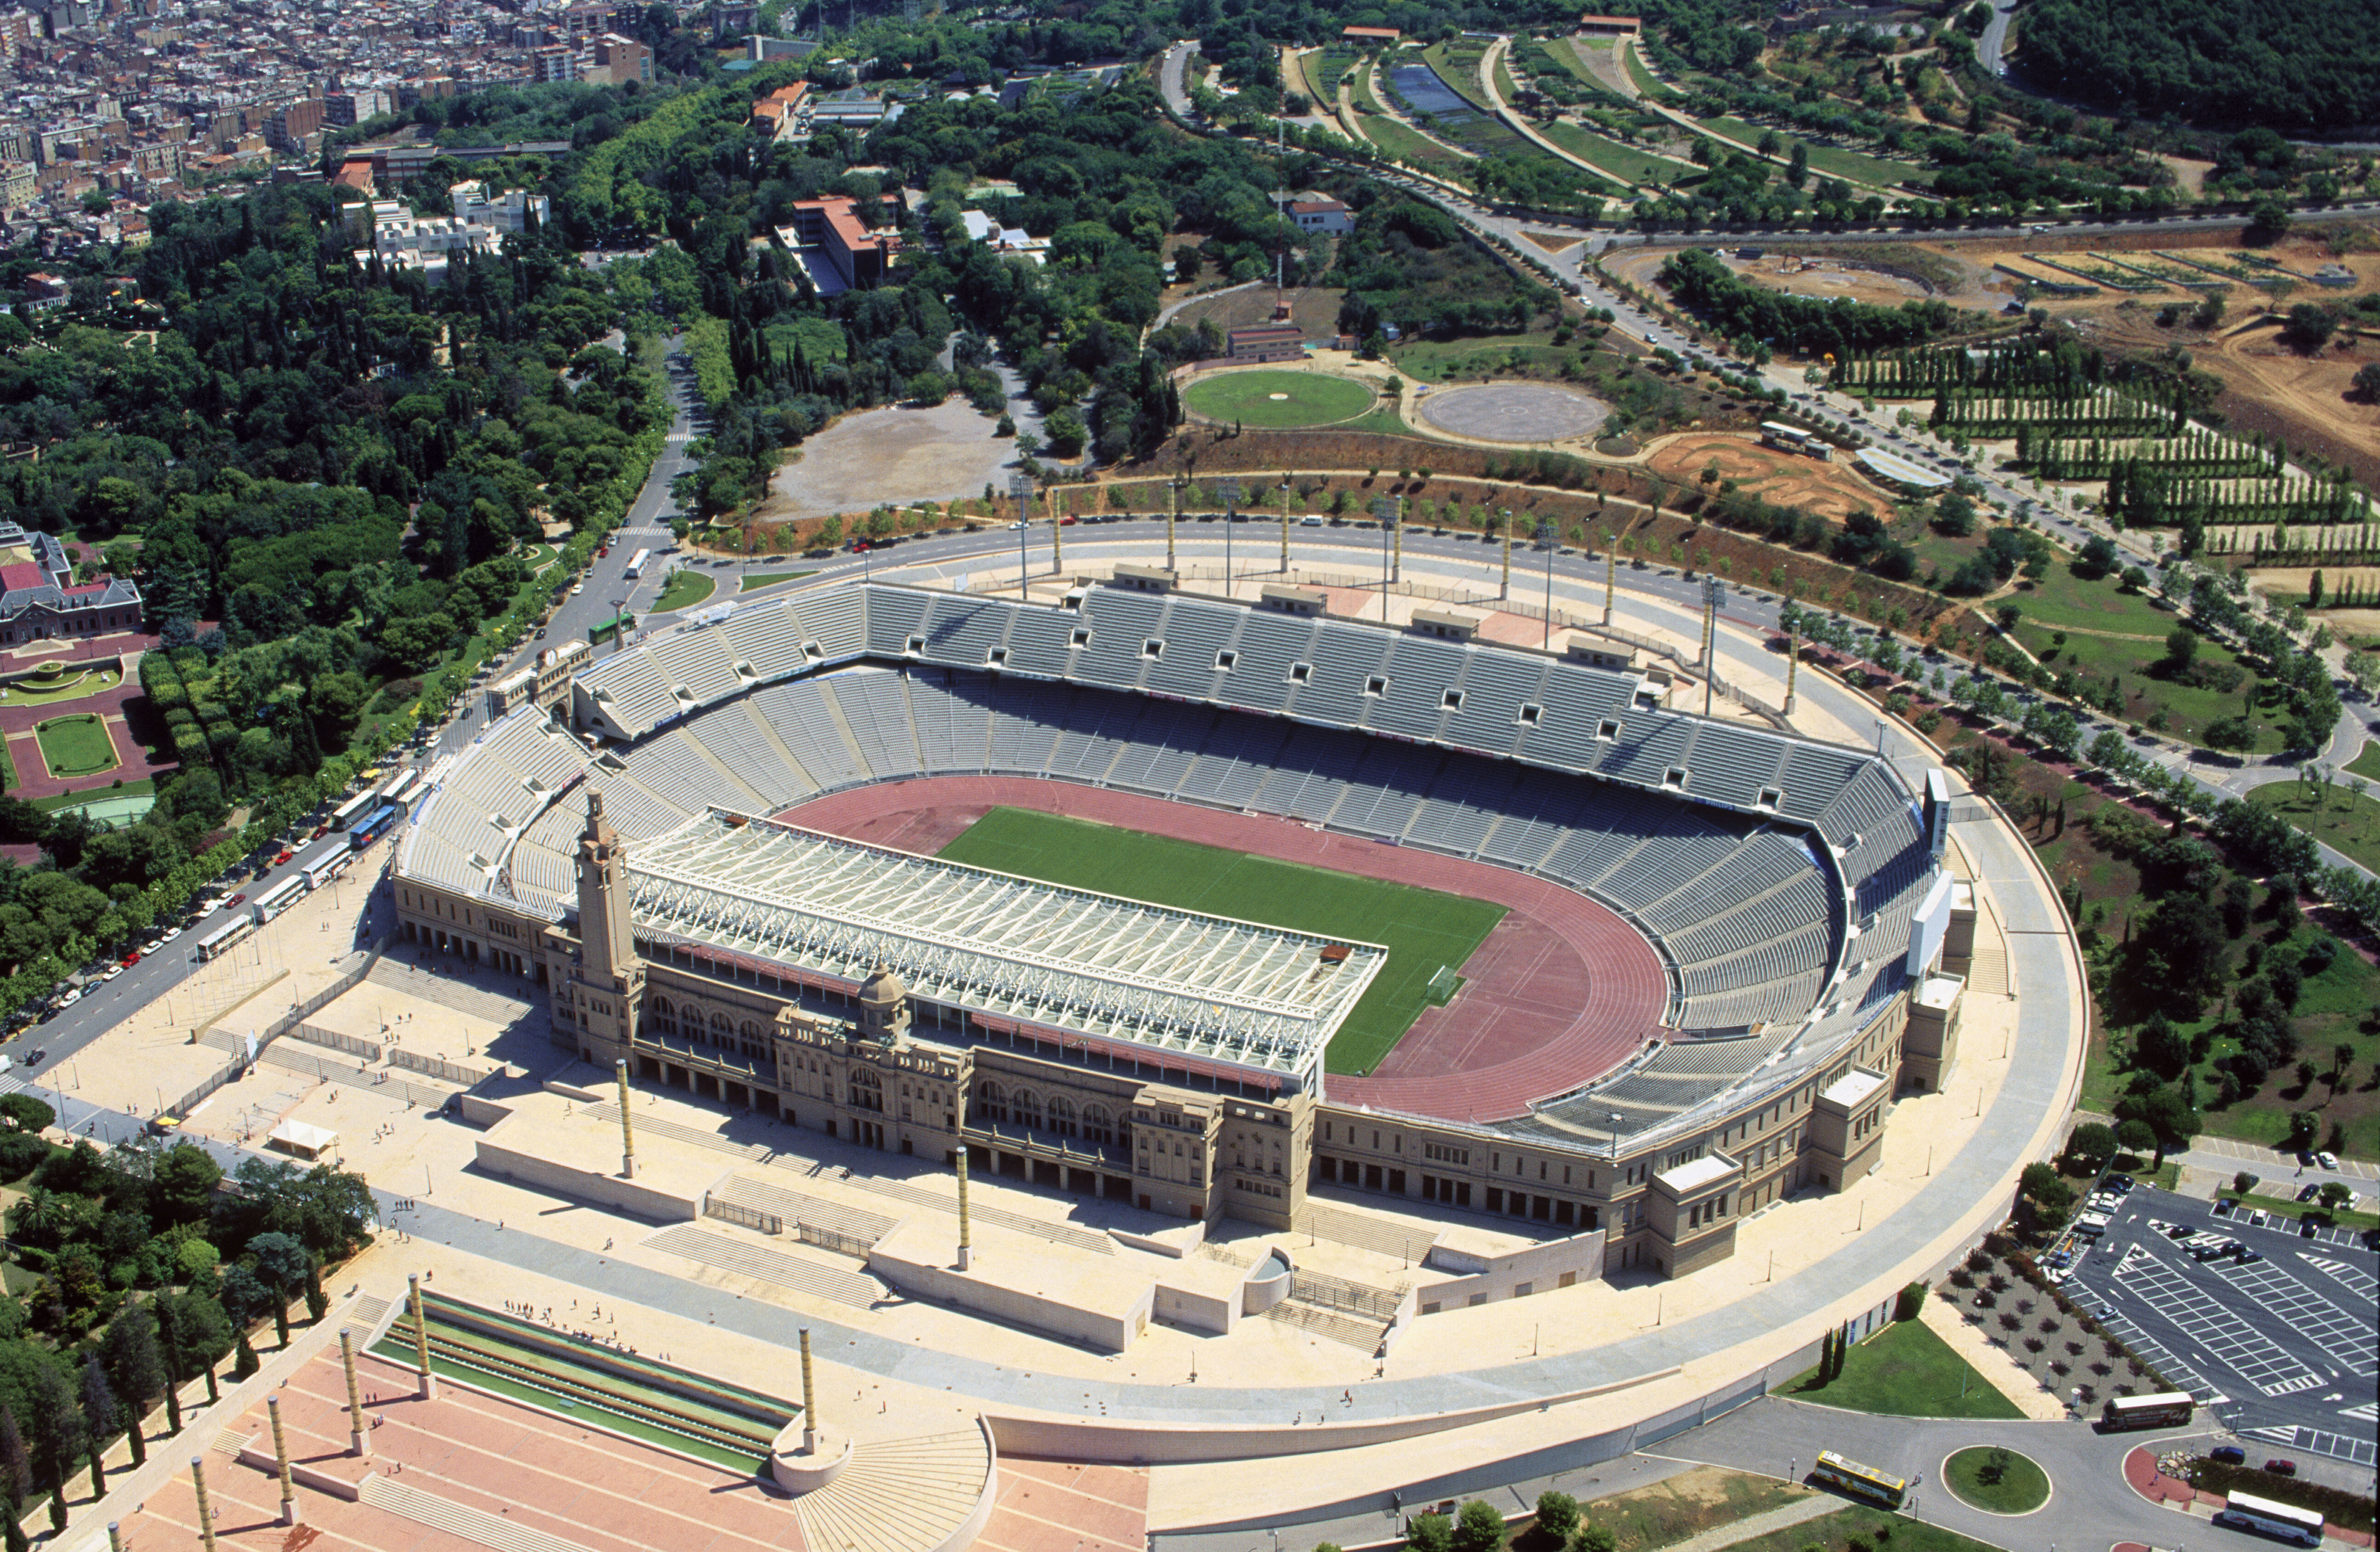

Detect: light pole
1702,576,1723,717
1371,496,1400,619
1047,484,1062,574
1538,520,1557,647
1167,475,1184,572
1603,533,1617,626
1278,475,1291,572
1215,478,1242,595
1009,472,1034,600
1499,508,1512,600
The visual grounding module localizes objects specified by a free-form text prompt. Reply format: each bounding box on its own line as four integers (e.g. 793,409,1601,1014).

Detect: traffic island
1943,1445,2051,1515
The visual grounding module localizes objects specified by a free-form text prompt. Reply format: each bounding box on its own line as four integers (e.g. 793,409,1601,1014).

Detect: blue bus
349,803,400,850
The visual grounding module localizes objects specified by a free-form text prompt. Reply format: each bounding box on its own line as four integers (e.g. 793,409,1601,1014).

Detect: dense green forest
0,183,662,1002
2016,0,2380,134
0,1095,378,1536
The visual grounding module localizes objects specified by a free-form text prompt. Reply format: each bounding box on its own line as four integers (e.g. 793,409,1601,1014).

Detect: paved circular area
1419,382,1611,443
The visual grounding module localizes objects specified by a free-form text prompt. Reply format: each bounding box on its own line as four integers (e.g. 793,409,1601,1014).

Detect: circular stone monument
1419,382,1611,443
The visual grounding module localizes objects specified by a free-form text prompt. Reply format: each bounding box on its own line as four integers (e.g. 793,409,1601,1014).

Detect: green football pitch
935,807,1505,1076
1180,369,1373,428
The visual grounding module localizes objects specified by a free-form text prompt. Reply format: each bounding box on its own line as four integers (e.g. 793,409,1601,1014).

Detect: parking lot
2064,1185,2378,1468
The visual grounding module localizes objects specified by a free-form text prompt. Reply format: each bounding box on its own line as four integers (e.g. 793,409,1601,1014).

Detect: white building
451,178,550,234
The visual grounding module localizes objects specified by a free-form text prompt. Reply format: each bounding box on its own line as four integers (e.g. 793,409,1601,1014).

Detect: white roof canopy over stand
624,811,1386,1089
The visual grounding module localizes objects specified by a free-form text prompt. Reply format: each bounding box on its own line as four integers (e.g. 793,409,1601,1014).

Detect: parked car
228,893,247,908
2213,1199,2235,1217
2263,1460,2297,1478
2210,1447,2245,1465
2317,1151,2339,1170
2105,1173,2135,1193
2248,1209,2268,1227
2296,1184,2321,1202
101,965,125,982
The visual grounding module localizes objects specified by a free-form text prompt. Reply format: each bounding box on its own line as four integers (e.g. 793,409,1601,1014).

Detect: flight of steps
793,1428,993,1552
1260,1299,1388,1353
361,1475,596,1552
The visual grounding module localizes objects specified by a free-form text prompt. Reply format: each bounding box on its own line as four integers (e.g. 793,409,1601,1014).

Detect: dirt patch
1719,252,1938,305
1522,229,1584,254
1167,284,1347,339
759,398,1018,521
1585,1466,1815,1552
1645,431,1887,521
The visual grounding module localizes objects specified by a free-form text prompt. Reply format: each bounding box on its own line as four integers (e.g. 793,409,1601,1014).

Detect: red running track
782,776,1669,1124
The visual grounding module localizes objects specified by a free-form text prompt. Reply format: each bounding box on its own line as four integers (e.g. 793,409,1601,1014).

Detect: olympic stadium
396,572,1968,1269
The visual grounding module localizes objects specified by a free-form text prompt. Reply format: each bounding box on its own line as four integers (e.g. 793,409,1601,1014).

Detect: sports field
937,807,1504,1075
1182,369,1373,429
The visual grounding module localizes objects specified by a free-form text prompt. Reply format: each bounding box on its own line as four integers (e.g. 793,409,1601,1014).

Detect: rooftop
623,810,1386,1085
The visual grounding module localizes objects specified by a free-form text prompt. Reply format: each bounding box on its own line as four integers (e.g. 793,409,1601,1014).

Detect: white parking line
2111,1250,2325,1396
2212,1261,2377,1378
2296,1254,2379,1302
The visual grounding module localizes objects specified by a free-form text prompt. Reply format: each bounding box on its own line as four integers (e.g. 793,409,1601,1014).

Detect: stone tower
569,790,644,1063
855,963,910,1048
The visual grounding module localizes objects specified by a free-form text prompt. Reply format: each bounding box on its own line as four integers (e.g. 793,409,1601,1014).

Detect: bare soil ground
758,398,1016,520
1522,229,1585,254
1643,431,1888,520
1168,284,1347,338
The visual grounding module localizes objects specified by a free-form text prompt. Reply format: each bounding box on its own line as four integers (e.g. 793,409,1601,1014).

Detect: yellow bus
1811,1450,1906,1508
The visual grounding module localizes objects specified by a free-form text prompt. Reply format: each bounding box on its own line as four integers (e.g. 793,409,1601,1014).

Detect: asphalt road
2064,1185,2379,1466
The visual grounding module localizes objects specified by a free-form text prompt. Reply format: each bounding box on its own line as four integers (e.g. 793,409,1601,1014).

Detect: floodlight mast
1537,519,1557,647
1009,472,1034,599
1215,477,1242,596
1370,495,1399,620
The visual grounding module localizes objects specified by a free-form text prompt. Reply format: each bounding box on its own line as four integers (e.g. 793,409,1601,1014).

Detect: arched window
740,1020,767,1059
1012,1088,1043,1131
1081,1104,1116,1147
975,1082,1007,1125
709,1011,734,1048
648,997,677,1037
1047,1095,1077,1138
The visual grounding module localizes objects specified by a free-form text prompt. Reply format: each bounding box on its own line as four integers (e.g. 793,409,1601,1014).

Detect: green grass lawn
936,807,1505,1075
1539,120,1695,185
740,569,818,593
34,713,117,779
1620,39,1684,102
2247,781,2380,875
2348,739,2380,783
1420,42,1498,113
33,777,154,811
0,735,15,792
1183,369,1375,429
1387,328,1568,383
1783,1317,2022,1419
0,665,119,707
2013,588,2282,750
1357,113,1476,170
2004,564,2177,635
1943,1446,2050,1514
652,567,715,613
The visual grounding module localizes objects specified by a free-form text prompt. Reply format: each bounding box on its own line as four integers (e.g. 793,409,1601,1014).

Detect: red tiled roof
0,563,46,591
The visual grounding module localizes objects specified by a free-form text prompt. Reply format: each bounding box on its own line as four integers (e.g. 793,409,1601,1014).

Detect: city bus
2219,1492,2325,1546
301,846,351,892
624,547,651,579
2101,1392,2195,1431
251,874,306,924
197,915,257,962
588,612,636,647
1810,1450,1906,1509
329,789,380,831
349,802,400,851
382,770,421,810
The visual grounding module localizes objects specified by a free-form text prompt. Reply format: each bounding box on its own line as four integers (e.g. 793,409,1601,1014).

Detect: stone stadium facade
393,576,1969,1281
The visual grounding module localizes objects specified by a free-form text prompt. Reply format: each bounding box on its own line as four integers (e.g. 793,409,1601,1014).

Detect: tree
0,1403,29,1508
1453,1500,1504,1552
78,1353,115,1496
1786,142,1809,189
2354,362,2380,401
2065,1121,2117,1173
0,1095,53,1135
1535,1491,1581,1545
102,1311,164,1467
233,1330,260,1380
21,1361,81,1523
2161,627,2199,672
2281,304,2335,351
2246,198,2291,241
1573,1525,1617,1552
2135,1011,2188,1077
2116,1118,2157,1158
1407,1512,1454,1552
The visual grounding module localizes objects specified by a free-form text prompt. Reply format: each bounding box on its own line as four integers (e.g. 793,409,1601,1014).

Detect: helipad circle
1420,382,1611,443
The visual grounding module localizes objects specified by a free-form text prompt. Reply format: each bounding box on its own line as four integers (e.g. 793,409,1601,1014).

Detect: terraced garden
1540,120,1697,186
